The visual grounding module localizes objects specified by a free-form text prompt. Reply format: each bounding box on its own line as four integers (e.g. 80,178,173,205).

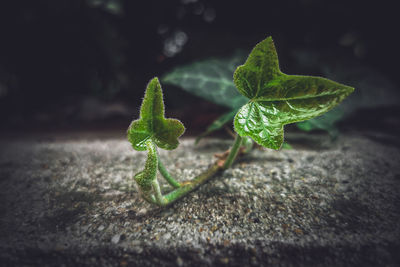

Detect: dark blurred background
0,0,399,136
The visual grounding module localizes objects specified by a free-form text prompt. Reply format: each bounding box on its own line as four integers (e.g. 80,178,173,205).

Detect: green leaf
282,142,293,150
162,53,248,140
127,77,185,151
296,108,344,138
195,110,236,144
233,37,354,150
162,52,248,109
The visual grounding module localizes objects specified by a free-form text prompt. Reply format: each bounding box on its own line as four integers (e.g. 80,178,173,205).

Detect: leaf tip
149,76,160,84
264,36,274,44
347,85,355,94
257,36,276,50
145,77,162,94
152,77,164,95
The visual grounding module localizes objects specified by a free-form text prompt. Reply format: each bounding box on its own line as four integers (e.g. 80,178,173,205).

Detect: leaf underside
233,37,354,149
296,108,344,138
127,77,185,151
162,52,248,109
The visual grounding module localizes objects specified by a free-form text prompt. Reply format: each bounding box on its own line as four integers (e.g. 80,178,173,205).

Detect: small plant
127,37,354,206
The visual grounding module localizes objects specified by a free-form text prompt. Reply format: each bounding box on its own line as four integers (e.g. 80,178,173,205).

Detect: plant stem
142,194,157,205
158,158,181,188
155,135,245,207
162,162,221,206
152,179,166,205
223,134,243,169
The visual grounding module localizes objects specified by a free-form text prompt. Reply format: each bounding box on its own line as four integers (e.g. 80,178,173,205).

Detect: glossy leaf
127,77,185,151
292,48,400,135
162,52,248,109
233,37,354,149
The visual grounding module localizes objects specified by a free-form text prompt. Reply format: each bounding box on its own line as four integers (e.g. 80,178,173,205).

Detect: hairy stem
158,158,181,188
144,140,158,178
134,140,160,204
223,134,243,169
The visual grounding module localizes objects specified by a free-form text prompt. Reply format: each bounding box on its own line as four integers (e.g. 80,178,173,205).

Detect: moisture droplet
258,130,268,139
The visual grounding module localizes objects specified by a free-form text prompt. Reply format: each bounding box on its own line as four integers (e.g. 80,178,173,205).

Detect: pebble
137,208,147,216
111,234,121,244
163,233,172,240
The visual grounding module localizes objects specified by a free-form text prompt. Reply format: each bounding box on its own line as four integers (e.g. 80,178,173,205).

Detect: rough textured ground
0,131,400,266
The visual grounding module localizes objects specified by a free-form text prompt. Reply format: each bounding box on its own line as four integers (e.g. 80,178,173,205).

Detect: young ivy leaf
233,37,354,149
127,77,185,151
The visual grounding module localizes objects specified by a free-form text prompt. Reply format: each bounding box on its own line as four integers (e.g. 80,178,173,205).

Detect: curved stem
152,179,166,205
223,134,243,169
134,140,165,205
161,162,221,206
137,135,247,207
134,141,158,192
158,158,181,188
155,135,246,207
142,194,157,205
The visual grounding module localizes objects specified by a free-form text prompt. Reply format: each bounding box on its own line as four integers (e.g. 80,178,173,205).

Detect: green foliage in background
163,51,248,110
296,108,344,137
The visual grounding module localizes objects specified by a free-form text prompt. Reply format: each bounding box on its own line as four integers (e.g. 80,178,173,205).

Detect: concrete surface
0,131,399,266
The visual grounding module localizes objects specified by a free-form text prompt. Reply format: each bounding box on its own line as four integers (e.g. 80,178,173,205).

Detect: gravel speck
111,234,121,244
